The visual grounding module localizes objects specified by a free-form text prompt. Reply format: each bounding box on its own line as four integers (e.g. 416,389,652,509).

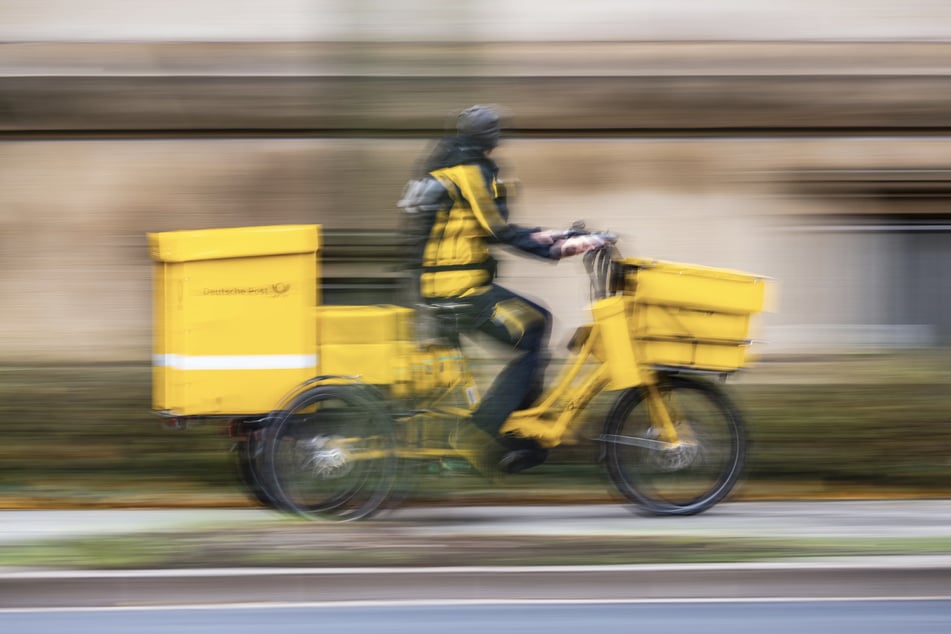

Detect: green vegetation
0,364,239,507
1,352,951,508
3,529,950,570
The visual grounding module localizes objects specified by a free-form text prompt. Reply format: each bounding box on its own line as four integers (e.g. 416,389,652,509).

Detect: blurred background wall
4,1,951,361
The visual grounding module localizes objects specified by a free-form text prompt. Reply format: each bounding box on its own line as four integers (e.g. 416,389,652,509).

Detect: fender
267,375,390,417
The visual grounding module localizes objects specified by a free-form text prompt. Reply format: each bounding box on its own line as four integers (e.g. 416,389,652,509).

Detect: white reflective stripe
153,354,317,371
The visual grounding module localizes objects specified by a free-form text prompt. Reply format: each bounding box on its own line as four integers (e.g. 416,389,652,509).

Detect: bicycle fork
602,374,693,453
643,378,687,446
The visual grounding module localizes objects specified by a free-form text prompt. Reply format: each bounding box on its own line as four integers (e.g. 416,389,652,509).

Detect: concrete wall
5,133,951,360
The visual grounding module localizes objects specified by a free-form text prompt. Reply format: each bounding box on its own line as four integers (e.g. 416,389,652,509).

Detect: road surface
1,501,951,609
2,600,950,634
3,499,951,544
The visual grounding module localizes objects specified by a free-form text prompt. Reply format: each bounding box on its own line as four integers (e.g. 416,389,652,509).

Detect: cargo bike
149,224,768,521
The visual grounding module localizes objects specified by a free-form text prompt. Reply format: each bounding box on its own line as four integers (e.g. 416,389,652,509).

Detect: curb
3,559,951,609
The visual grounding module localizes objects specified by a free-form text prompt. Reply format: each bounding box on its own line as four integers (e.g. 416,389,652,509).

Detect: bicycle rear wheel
262,384,398,521
602,374,746,516
234,427,282,509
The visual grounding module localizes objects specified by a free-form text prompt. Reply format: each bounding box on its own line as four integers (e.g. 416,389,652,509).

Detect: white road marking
1,596,950,614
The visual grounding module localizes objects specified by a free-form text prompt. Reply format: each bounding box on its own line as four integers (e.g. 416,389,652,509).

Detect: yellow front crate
635,339,748,372
622,257,767,315
630,305,751,342
150,225,321,416
619,257,768,372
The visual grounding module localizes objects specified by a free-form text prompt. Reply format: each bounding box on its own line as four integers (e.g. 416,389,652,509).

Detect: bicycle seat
422,301,470,318
417,302,471,345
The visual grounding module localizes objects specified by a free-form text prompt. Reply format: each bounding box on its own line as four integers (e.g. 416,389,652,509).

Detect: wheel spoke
597,433,680,451
262,385,397,521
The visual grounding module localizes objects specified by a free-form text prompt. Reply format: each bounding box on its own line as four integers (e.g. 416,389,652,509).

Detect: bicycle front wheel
602,374,746,516
262,384,398,521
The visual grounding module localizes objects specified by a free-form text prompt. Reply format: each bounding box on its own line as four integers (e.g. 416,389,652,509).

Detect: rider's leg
464,286,552,472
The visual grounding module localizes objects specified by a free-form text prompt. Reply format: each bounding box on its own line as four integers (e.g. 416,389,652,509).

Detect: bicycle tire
262,383,398,521
234,431,282,509
603,374,746,516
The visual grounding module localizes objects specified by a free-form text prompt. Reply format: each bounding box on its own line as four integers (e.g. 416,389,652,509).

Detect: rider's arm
443,162,558,259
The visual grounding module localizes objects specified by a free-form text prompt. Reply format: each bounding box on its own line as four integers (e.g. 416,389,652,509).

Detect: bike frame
399,300,685,459
251,246,761,520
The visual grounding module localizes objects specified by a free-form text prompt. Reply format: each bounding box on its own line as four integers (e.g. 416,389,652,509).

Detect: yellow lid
618,257,765,283
148,224,321,263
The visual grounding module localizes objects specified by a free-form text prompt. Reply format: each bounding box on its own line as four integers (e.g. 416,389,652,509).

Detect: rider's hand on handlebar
530,229,567,245
551,234,606,259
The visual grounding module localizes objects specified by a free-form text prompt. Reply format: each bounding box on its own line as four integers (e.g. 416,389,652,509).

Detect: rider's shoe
449,423,506,478
497,436,549,474
498,447,549,474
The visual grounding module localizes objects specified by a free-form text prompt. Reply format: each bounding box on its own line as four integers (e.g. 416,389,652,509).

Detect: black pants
446,285,552,438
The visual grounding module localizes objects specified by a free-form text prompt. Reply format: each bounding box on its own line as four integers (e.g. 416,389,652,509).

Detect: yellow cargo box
321,342,404,385
316,305,417,387
622,258,767,315
635,339,748,372
629,304,752,343
615,258,768,373
150,224,321,416
316,304,414,344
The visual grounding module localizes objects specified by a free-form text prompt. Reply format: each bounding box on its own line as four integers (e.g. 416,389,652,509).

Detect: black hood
419,135,496,175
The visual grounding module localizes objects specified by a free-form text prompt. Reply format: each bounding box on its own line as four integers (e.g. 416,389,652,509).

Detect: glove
551,234,605,259
529,229,566,245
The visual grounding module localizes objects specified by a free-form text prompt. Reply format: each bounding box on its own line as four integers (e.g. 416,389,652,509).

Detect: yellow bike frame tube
643,372,683,445
520,323,601,417
500,322,612,447
541,364,611,447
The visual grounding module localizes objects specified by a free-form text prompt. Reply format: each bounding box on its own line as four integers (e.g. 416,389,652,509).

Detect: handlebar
558,220,618,245
557,221,622,301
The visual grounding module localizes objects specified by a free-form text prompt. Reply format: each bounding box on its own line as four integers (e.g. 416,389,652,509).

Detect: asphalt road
3,499,951,544
2,600,950,634
2,501,951,609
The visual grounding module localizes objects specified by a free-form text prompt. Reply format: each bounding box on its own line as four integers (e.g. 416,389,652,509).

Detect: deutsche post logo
202,282,292,297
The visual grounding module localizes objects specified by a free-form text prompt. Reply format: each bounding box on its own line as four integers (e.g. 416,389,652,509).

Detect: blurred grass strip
1,354,950,508
3,532,951,569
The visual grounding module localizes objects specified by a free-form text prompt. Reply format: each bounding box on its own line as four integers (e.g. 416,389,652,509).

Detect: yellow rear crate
317,305,415,388
619,258,767,372
150,225,321,416
317,304,413,345
316,304,464,396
